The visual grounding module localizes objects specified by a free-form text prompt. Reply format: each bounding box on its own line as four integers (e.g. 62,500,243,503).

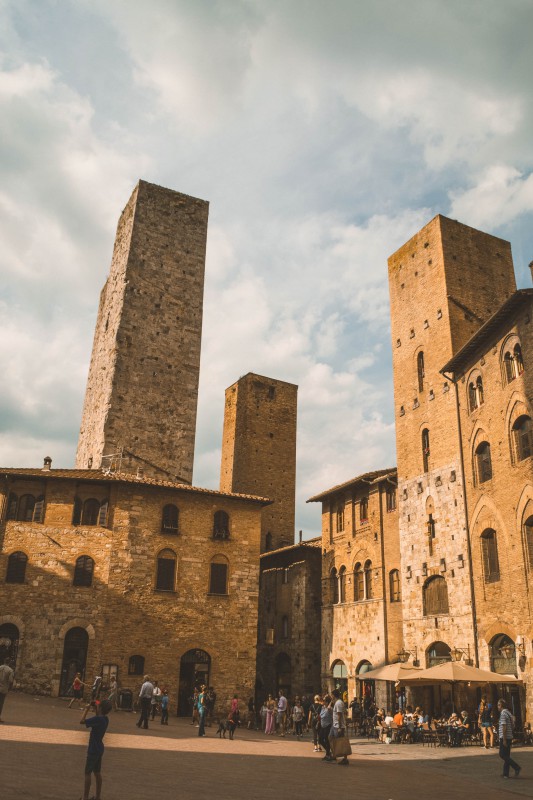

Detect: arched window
209,555,228,595
364,560,373,599
281,615,289,639
490,634,517,676
468,376,484,412
73,498,108,526
475,442,492,484
156,549,177,591
330,567,339,604
360,497,368,524
386,487,396,512
338,566,346,603
353,563,364,601
524,516,533,570
512,415,533,462
213,510,230,540
504,351,515,383
161,504,179,533
426,641,452,668
514,344,524,376
265,531,273,551
7,493,44,523
336,499,345,532
6,493,18,520
73,555,94,587
417,351,425,393
6,551,27,584
389,569,401,602
422,428,430,472
481,528,500,583
423,576,449,615
503,343,525,384
128,655,145,675
18,494,35,522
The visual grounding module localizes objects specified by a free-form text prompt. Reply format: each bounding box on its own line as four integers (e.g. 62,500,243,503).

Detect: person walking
331,688,349,766
277,690,287,736
309,694,322,751
107,675,118,712
0,661,14,723
497,698,521,779
150,680,162,720
265,694,276,734
292,696,304,740
68,672,85,709
479,697,494,748
136,675,153,730
160,690,169,725
318,694,333,761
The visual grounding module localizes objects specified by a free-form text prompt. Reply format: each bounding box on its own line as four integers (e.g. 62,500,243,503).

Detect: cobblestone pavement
0,693,532,799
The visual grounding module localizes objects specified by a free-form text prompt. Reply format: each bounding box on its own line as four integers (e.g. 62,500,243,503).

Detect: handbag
330,732,352,758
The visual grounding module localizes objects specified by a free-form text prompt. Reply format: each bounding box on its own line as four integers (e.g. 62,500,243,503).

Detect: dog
216,718,237,740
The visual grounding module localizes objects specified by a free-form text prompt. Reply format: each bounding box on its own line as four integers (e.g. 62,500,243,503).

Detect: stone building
220,373,298,552
76,180,209,483
308,469,402,709
0,464,268,713
389,215,532,721
256,538,322,700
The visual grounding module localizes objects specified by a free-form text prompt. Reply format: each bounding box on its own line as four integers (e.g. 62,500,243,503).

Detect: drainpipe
441,369,480,667
378,481,389,665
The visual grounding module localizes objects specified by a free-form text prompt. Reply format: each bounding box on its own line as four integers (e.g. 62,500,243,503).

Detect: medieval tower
388,215,516,670
220,373,297,551
76,180,209,483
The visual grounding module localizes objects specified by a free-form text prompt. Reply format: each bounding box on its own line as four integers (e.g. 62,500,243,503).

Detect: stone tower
220,373,297,551
388,215,515,668
76,180,209,482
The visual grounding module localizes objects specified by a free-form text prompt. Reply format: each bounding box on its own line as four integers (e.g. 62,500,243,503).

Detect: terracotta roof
260,536,322,558
441,289,533,376
0,467,272,505
307,468,397,503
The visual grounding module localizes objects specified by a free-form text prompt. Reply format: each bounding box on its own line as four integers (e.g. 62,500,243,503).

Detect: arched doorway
0,623,19,668
332,660,348,695
275,652,291,698
489,634,522,728
356,660,374,711
60,627,89,696
178,649,211,716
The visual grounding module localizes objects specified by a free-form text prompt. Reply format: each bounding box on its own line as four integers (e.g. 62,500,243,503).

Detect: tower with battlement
76,180,209,482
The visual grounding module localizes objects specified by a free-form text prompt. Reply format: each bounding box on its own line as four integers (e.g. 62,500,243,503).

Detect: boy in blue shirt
161,689,169,725
79,698,111,800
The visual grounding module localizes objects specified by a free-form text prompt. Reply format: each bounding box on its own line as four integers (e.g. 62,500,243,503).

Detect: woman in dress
265,693,276,734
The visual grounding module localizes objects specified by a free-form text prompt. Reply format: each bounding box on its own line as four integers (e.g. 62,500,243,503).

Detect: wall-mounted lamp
397,647,420,667
451,645,473,666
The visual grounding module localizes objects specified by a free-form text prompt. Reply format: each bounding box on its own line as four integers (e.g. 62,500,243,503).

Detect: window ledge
161,529,180,535
207,592,229,598
153,588,177,594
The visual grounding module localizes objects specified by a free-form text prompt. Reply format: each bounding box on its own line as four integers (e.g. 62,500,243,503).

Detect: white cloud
449,165,533,229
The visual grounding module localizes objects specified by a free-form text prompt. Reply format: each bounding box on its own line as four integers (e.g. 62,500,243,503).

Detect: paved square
0,693,531,799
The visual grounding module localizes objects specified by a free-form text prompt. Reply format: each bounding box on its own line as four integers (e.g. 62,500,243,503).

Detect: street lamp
397,647,420,667
499,642,516,660
451,645,473,666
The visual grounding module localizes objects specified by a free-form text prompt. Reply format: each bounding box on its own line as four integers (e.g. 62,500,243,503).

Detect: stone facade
308,470,402,709
76,180,209,483
256,540,322,699
220,373,297,552
0,467,267,715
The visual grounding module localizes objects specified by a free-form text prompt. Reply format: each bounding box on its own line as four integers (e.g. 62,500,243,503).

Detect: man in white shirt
497,698,521,779
136,675,154,730
277,690,287,736
0,661,14,722
331,689,349,765
150,680,162,720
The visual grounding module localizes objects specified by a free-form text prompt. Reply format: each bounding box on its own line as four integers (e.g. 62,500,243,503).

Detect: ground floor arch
177,649,211,716
59,626,89,696
0,623,20,668
331,659,348,696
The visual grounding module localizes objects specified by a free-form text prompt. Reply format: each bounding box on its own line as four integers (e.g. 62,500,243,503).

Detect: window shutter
72,497,82,525
33,496,45,523
6,493,18,520
98,501,108,527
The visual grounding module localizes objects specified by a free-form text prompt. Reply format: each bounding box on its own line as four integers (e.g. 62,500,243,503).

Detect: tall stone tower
220,373,297,551
388,215,515,668
76,180,209,482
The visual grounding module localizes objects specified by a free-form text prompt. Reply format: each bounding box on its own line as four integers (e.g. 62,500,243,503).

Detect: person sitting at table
393,707,404,727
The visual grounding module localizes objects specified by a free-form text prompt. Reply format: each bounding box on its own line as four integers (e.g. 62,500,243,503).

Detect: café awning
400,661,521,684
357,663,422,682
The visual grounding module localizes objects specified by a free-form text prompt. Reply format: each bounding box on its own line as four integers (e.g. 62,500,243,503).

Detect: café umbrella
359,663,423,682
399,661,521,685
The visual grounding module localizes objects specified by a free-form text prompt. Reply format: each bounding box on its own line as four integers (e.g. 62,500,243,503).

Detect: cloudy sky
1,0,533,536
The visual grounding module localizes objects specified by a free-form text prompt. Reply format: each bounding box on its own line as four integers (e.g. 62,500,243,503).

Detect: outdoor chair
421,722,437,747
431,723,449,747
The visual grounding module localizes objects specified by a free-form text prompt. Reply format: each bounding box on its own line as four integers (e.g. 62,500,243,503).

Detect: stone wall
76,180,209,483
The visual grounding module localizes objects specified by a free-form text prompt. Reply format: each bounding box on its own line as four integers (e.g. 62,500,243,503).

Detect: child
68,673,85,709
292,697,304,740
161,690,169,725
227,709,238,740
79,699,112,800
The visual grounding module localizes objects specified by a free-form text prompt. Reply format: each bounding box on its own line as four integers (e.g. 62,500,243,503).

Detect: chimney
42,456,52,471
299,529,303,543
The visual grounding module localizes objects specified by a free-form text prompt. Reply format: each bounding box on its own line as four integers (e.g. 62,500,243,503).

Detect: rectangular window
209,563,228,595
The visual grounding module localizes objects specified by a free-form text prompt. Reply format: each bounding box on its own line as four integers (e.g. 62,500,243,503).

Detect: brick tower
220,373,297,551
76,180,209,482
388,215,515,669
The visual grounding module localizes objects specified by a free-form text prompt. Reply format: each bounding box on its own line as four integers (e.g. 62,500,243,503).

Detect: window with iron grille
481,529,500,583
423,576,449,615
6,551,27,584
161,504,179,533
213,510,230,540
209,559,228,595
156,549,176,591
73,555,94,587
